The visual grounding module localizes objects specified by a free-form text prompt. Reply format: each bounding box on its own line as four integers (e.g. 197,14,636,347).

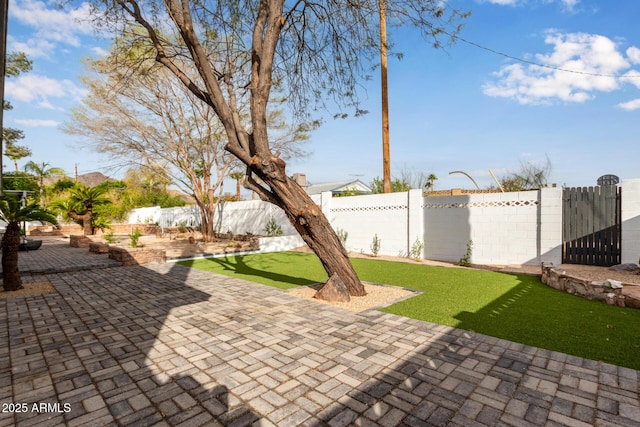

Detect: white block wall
328,191,410,256
424,190,546,265
128,187,574,266
621,179,640,264
214,200,297,236
538,188,563,265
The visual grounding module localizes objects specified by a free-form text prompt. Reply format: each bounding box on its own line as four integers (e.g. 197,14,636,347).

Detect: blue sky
4,0,640,192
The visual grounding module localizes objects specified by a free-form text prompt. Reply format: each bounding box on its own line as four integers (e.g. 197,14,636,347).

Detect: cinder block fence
129,179,640,266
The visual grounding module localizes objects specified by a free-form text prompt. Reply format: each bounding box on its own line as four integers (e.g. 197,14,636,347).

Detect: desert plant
129,228,142,248
456,240,473,267
336,228,348,248
0,195,58,291
264,217,283,237
370,234,381,257
103,231,115,244
177,221,188,233
409,237,424,261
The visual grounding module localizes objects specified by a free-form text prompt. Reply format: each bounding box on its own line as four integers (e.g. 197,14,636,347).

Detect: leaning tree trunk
250,161,366,300
2,222,24,291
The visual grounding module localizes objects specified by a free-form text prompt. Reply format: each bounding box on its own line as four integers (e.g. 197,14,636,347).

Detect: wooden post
379,0,390,194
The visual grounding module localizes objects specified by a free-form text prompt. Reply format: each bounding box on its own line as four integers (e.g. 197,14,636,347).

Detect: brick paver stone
0,245,638,426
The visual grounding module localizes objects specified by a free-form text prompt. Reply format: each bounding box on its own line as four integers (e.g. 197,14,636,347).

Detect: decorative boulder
314,273,351,303
609,263,640,273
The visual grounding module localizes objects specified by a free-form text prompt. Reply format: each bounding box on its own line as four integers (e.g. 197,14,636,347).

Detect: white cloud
90,46,109,57
5,74,87,108
617,99,640,111
483,31,633,105
627,47,640,64
8,0,95,58
14,119,59,127
620,70,640,89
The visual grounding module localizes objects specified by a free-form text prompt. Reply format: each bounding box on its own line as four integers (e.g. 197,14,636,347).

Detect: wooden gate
562,186,621,266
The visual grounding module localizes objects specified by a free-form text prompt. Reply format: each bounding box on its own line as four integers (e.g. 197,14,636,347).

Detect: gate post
621,179,640,264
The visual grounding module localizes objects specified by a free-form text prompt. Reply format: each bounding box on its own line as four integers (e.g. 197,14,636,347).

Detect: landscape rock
604,279,623,289
608,263,640,272
314,273,350,303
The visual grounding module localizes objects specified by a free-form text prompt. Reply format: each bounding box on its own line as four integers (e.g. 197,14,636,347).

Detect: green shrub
264,217,283,236
129,228,142,248
370,234,381,257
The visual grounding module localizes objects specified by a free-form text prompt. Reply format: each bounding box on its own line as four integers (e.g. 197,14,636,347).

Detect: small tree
2,53,33,178
5,144,32,172
83,0,469,299
425,174,438,191
499,157,552,191
24,161,66,207
370,176,411,193
230,171,244,200
0,195,58,291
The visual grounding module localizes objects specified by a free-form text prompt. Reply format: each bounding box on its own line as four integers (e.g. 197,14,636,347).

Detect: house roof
304,179,372,195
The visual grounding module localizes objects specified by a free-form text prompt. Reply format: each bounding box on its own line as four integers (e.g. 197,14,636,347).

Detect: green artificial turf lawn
179,252,640,370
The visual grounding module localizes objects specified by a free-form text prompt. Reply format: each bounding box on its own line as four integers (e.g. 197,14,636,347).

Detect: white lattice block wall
424,191,541,265
328,192,410,256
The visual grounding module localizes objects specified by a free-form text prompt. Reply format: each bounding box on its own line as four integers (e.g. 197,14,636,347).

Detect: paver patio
0,242,638,426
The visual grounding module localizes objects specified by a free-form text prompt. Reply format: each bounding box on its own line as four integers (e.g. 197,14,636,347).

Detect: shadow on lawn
450,272,640,369
180,254,318,287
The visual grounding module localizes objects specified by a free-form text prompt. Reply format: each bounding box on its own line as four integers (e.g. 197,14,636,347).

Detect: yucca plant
0,195,58,291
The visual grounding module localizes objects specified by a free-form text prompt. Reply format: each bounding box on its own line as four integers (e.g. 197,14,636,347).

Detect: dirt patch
0,281,56,299
286,282,418,313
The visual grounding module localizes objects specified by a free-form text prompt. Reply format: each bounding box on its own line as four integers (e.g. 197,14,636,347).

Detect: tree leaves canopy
90,0,468,120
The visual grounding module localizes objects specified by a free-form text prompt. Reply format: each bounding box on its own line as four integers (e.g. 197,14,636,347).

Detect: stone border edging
541,264,640,309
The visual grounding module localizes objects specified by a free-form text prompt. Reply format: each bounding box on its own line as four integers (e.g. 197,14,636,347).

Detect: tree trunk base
314,273,351,302
3,282,25,292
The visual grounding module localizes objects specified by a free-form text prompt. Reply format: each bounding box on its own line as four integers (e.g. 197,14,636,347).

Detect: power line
448,32,640,79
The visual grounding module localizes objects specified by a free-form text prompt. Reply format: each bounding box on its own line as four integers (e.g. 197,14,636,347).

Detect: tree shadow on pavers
2,262,260,426
300,311,552,427
305,291,639,426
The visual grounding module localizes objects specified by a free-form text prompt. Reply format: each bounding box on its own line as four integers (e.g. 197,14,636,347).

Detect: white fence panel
159,206,201,228
127,206,161,225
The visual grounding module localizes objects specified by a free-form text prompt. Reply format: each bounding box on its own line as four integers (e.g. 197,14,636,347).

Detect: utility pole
74,164,78,182
0,0,9,195
379,0,391,193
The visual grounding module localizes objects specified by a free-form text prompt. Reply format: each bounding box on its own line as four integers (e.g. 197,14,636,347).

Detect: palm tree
24,161,66,207
51,184,111,235
230,171,244,200
66,184,111,235
0,195,58,291
424,173,438,192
